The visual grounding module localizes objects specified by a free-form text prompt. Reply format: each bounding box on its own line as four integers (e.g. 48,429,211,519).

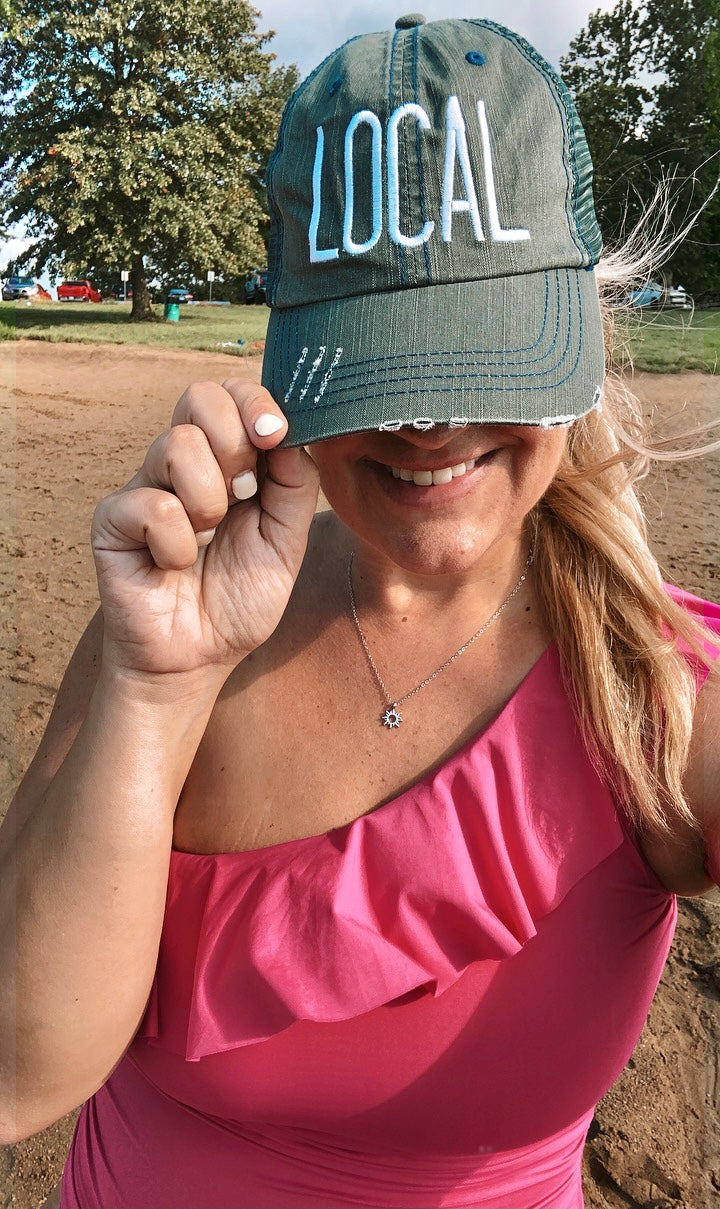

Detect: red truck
57,279,102,303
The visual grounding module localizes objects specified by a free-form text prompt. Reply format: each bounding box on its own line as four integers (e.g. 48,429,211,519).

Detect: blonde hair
532,218,719,839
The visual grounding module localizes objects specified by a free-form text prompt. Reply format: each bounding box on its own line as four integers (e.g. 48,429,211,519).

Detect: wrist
86,663,229,808
95,658,235,712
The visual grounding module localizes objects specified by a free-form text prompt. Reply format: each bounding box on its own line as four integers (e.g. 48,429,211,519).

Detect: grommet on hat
263,17,605,446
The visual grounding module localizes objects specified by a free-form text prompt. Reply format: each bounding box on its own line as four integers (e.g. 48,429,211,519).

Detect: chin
364,520,510,578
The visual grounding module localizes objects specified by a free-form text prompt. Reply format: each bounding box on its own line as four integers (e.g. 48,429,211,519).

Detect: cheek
513,432,567,499
309,443,367,508
312,460,356,510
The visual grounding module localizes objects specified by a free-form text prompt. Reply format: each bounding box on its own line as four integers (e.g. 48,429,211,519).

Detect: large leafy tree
0,0,297,318
642,0,720,297
561,1,653,239
562,0,720,299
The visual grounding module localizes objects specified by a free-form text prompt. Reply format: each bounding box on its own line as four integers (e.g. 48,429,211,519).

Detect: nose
390,423,499,450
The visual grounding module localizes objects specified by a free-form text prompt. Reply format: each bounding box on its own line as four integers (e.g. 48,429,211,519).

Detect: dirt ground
1,340,719,1209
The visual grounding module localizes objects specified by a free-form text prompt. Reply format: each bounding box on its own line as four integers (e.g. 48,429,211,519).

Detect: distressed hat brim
262,265,604,447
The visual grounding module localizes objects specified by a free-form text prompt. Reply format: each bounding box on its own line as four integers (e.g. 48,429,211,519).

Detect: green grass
619,308,720,375
2,299,719,374
0,299,269,356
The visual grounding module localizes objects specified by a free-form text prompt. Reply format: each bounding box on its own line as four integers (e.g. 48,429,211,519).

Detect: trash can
164,301,180,322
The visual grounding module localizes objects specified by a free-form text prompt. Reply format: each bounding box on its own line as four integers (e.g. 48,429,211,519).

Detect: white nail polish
195,528,217,548
231,470,257,500
254,413,284,437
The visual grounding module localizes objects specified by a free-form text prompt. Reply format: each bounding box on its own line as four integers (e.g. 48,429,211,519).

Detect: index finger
169,379,288,497
172,379,287,449
218,379,289,450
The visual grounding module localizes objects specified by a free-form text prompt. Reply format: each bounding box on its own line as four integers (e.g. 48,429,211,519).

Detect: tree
0,0,297,319
561,1,653,240
561,0,720,300
642,0,720,298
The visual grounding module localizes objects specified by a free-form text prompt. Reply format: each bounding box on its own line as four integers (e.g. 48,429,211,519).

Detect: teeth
387,457,479,485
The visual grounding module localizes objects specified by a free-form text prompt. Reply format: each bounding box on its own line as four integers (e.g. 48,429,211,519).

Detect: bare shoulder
0,608,104,853
685,662,720,887
639,663,720,898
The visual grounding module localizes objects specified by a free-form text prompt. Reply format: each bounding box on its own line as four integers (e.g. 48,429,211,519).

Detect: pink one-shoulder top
60,586,720,1209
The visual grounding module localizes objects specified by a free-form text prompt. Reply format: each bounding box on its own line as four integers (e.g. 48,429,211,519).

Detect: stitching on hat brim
271,268,582,403
271,270,592,425
293,271,561,381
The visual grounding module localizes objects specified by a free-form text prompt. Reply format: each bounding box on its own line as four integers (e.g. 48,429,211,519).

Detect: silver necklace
347,549,534,729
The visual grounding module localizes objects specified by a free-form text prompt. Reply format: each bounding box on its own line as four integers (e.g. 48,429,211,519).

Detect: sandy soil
1,341,719,1209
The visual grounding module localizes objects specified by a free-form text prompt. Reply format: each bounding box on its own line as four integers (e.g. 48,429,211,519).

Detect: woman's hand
91,379,319,679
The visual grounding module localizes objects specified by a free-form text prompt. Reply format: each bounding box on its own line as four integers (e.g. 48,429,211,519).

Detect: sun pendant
382,705,402,729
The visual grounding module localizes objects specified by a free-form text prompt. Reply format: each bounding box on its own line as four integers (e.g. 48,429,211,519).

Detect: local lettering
309,94,531,263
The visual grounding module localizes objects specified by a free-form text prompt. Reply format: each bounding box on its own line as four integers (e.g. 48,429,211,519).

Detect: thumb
257,445,320,546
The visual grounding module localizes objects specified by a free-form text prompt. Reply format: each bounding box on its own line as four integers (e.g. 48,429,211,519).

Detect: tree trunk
130,254,157,321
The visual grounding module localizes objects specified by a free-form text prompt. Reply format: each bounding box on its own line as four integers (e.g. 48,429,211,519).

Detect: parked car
166,286,193,304
2,275,39,300
667,284,692,309
57,279,102,303
244,269,268,305
628,281,693,310
109,284,134,300
629,282,663,309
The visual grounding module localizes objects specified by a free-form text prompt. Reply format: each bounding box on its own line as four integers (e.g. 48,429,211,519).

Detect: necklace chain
347,548,534,728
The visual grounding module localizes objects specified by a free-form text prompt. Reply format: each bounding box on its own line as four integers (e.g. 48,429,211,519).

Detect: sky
1,0,618,283
256,1,618,84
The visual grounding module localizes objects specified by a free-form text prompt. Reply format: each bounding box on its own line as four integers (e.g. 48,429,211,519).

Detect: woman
3,15,720,1209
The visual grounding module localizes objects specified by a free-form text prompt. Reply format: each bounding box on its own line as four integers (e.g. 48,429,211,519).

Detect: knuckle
219,376,249,392
180,381,221,412
167,423,208,455
148,492,184,526
221,379,267,408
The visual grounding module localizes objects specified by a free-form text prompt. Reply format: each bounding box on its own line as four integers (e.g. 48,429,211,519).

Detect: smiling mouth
378,449,498,486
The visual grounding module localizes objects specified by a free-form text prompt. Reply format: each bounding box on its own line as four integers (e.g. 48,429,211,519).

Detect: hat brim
261,267,605,447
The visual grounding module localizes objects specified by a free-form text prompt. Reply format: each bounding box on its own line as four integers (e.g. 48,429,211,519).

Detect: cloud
0,231,32,274
258,0,618,80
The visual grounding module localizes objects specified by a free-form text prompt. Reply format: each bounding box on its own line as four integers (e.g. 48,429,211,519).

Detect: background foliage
561,0,720,301
0,0,297,317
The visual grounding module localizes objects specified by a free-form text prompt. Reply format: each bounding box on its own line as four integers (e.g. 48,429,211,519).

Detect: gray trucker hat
261,15,605,446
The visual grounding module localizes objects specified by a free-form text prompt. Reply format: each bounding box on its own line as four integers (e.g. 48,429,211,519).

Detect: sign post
207,270,215,304
121,270,129,303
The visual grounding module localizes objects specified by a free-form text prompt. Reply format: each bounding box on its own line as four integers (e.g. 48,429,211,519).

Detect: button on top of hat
395,13,426,28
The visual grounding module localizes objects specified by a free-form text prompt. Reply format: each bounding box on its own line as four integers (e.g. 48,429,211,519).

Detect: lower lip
367,450,500,507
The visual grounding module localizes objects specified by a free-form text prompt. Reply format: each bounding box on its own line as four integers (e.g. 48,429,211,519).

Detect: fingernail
231,470,257,500
254,413,284,437
195,528,216,548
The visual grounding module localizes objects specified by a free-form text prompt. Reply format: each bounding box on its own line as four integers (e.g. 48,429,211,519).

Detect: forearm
0,666,225,1142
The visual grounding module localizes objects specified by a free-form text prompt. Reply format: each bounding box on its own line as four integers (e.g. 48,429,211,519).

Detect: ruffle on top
663,583,720,689
137,587,720,1062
